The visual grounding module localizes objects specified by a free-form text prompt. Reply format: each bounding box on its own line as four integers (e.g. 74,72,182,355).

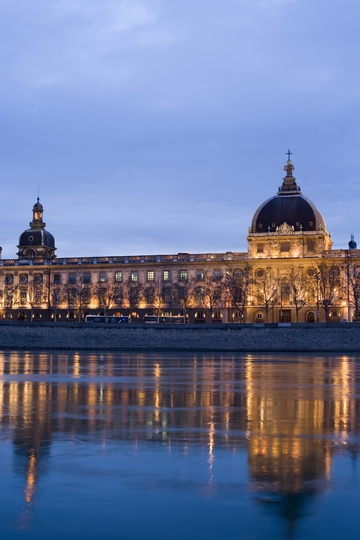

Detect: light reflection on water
0,351,359,539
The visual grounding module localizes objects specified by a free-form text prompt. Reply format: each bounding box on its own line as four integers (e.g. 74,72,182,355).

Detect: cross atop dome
284,149,295,178
279,150,300,194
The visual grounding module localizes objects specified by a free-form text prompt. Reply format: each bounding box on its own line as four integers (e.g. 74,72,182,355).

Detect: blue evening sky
1,0,359,258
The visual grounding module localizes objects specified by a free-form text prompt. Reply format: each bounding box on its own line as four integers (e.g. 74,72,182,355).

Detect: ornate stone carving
276,222,294,234
284,161,294,177
267,239,280,256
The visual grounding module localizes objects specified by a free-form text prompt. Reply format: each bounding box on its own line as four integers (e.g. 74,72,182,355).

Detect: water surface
0,351,359,539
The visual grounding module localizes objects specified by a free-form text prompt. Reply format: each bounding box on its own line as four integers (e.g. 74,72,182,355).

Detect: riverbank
0,321,360,351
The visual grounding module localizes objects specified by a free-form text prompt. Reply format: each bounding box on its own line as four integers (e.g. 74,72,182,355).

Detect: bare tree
94,282,119,316
144,279,165,321
26,281,48,322
254,269,278,323
224,266,252,323
197,270,224,319
49,284,67,322
345,261,360,322
172,278,196,319
66,272,92,322
286,268,308,323
311,264,340,323
122,280,144,320
3,287,19,320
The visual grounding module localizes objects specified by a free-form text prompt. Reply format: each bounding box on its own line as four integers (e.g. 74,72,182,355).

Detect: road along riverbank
0,322,360,351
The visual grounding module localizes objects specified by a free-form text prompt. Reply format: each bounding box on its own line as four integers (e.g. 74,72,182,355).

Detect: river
0,351,359,539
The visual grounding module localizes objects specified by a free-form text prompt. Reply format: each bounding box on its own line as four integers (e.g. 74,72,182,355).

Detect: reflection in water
0,351,359,539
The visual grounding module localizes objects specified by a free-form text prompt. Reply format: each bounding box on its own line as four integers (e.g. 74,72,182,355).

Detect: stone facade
1,157,360,324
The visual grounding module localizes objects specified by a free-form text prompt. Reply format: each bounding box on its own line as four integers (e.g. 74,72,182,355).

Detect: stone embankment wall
0,322,360,351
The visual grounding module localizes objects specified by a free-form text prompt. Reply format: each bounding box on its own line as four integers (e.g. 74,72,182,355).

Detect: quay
0,322,360,352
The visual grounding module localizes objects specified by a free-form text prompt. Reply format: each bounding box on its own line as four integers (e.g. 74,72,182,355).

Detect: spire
30,197,45,228
278,150,301,195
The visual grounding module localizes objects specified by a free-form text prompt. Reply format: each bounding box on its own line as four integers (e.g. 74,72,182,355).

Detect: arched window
329,310,341,322
195,312,206,323
254,312,264,323
212,311,222,323
306,311,315,323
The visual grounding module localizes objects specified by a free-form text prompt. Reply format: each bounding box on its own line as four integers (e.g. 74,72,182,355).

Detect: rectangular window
257,244,264,253
147,270,155,282
84,273,91,284
179,270,188,281
130,289,138,303
83,290,91,304
280,242,290,253
214,288,221,301
20,290,27,306
214,269,221,281
68,290,76,305
146,289,155,304
35,291,42,304
69,273,76,284
163,288,172,304
196,287,205,302
115,271,123,282
54,273,61,284
163,270,171,282
99,272,107,282
307,240,315,252
279,309,291,323
131,272,138,282
197,270,204,281
178,288,186,299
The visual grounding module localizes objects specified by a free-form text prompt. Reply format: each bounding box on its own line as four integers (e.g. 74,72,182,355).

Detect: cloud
0,0,162,91
1,0,360,258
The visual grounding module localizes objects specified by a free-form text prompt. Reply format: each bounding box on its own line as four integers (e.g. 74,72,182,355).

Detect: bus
85,315,129,324
143,315,187,324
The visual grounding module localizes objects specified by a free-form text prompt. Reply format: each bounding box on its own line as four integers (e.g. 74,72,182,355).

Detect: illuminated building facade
1,157,359,323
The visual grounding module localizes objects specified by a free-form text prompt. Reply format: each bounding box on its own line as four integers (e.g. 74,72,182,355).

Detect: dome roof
32,198,43,212
349,234,357,250
18,228,55,249
250,158,326,234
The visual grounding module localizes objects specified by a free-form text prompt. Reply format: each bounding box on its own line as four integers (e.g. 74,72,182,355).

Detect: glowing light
24,450,37,504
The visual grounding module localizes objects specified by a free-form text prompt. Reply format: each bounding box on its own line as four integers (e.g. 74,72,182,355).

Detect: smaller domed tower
17,198,56,260
349,234,357,250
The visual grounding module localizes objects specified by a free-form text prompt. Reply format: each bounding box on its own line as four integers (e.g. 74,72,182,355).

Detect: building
1,156,360,323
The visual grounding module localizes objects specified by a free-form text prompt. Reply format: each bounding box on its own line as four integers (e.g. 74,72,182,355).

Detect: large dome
250,159,326,234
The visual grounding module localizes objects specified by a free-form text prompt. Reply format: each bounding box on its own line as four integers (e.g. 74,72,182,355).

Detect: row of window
5,273,44,285
5,267,344,286
255,266,341,279
256,240,316,254
55,269,226,285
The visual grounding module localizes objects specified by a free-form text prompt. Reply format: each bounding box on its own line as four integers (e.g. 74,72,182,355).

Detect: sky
1,0,360,259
